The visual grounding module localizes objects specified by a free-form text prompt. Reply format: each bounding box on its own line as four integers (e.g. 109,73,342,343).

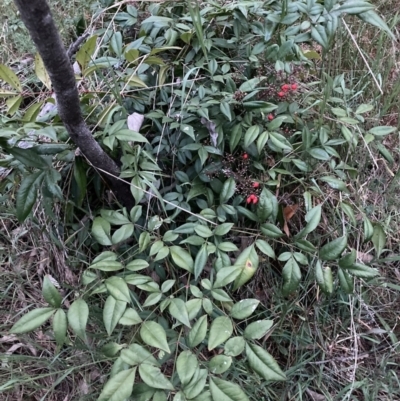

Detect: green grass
0,0,93,63
1,1,400,400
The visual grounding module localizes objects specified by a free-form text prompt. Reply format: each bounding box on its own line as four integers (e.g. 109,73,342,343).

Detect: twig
67,32,91,59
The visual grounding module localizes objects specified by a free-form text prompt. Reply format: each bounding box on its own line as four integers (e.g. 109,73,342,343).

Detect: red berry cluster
239,154,262,205
278,83,298,98
246,194,258,204
246,182,260,204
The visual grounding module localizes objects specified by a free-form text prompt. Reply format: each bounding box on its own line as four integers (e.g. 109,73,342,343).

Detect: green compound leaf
103,296,127,336
209,355,232,374
319,176,349,192
208,316,233,351
170,246,194,273
245,343,286,381
76,35,98,71
232,245,259,291
67,298,89,342
363,217,374,242
282,257,301,296
256,188,275,222
183,368,207,399
344,263,379,279
10,307,55,334
214,223,234,236
101,342,123,357
169,298,191,327
295,205,321,238
90,260,124,272
120,343,159,367
319,236,347,261
177,350,198,386
16,171,45,222
336,1,374,15
0,64,22,91
230,299,260,320
372,224,386,258
140,321,170,353
338,267,354,294
194,244,208,280
224,336,245,357
188,315,208,348
53,309,67,347
112,223,134,245
255,239,275,259
92,217,112,246
126,259,149,272
243,125,260,148
239,76,266,92
315,262,333,294
98,367,136,401
139,364,174,390
339,250,357,269
152,391,168,401
260,223,283,239
209,377,249,401
105,276,131,303
131,382,155,400
220,177,236,204
214,266,242,288
243,320,273,340
42,275,62,308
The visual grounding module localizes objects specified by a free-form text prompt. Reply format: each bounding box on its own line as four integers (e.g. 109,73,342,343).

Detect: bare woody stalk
13,0,134,209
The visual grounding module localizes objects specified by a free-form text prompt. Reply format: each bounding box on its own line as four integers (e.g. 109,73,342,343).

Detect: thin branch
13,0,134,208
67,32,91,59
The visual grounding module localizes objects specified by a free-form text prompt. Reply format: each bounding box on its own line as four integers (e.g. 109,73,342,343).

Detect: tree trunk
14,0,134,209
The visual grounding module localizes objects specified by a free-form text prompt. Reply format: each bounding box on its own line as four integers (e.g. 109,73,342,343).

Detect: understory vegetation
1,0,400,400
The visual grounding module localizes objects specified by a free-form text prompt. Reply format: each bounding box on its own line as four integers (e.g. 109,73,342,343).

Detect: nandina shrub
4,1,393,399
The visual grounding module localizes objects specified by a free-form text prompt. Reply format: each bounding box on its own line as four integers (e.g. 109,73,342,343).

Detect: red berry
268,114,274,121
252,196,258,204
252,182,260,188
243,153,248,159
282,84,290,92
291,83,298,90
246,196,253,204
278,91,285,98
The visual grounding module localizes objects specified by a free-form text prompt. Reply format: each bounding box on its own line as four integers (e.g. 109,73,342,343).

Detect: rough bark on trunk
14,0,134,209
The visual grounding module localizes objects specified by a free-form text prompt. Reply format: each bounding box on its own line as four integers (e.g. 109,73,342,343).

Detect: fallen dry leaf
305,388,326,401
356,251,373,263
283,204,299,237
